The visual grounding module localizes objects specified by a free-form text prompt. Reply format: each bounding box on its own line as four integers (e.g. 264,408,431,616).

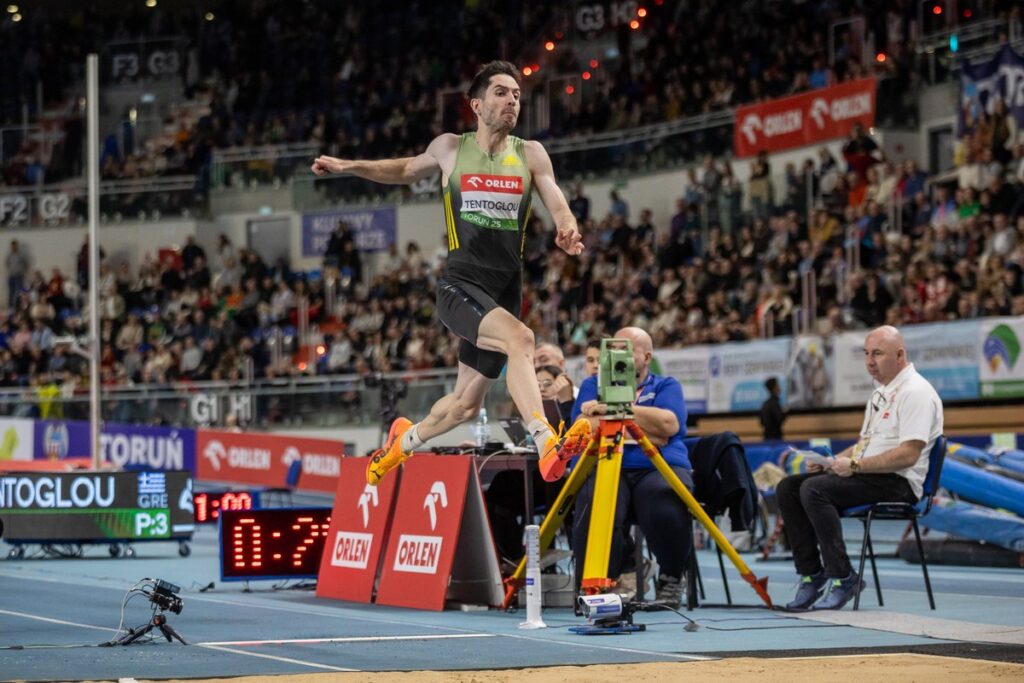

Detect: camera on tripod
148,578,183,615
572,593,646,634
597,339,636,412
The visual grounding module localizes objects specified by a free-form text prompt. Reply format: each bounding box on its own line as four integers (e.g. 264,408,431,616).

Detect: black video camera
148,578,183,614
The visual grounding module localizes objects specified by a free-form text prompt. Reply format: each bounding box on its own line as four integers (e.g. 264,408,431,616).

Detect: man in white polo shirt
777,325,943,611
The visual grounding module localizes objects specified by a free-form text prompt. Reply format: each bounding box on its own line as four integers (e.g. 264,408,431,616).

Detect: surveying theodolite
502,338,772,610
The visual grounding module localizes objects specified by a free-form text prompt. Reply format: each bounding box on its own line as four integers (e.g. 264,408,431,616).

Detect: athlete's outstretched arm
526,140,583,255
311,134,458,185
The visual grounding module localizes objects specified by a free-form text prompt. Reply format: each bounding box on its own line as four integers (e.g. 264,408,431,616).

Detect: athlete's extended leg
414,362,494,442
366,363,492,485
475,307,591,481
475,307,543,425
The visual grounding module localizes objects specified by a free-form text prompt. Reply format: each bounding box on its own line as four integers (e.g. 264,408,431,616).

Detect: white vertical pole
518,524,547,629
87,54,101,470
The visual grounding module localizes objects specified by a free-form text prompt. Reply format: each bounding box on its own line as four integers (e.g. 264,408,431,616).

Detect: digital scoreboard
194,490,261,523
0,471,194,542
218,508,332,581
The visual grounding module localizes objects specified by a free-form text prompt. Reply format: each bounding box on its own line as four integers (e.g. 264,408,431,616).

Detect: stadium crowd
3,122,1023,420
4,1,1017,189
2,1,1023,424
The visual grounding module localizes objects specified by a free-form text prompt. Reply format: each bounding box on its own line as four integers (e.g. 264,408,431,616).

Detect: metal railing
0,370,516,433
915,18,1005,55
210,143,320,190
913,18,1022,85
0,175,204,227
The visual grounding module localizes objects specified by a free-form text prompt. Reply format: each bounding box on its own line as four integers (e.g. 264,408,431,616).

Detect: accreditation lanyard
852,370,910,460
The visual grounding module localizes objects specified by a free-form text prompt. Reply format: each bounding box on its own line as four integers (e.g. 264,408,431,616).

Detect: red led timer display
194,491,258,523
218,508,332,580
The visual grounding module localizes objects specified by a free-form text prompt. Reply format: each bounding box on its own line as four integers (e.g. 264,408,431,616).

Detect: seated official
536,365,576,423
568,326,692,607
777,325,943,611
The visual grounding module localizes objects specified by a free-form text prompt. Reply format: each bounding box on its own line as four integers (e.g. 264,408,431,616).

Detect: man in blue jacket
568,327,692,606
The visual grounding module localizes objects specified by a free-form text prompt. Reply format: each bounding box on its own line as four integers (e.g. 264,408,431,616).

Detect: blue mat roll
941,445,1024,517
921,498,1024,552
987,448,1024,476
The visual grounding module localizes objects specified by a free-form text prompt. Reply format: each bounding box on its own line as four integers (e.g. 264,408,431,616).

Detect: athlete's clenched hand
311,156,346,176
556,225,584,255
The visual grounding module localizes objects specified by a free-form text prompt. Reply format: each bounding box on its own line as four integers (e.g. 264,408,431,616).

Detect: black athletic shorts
436,261,522,379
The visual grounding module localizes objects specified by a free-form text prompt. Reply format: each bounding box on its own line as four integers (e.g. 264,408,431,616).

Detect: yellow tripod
502,413,773,609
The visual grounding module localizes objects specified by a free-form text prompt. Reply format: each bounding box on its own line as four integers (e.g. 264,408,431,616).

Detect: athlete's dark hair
467,60,520,100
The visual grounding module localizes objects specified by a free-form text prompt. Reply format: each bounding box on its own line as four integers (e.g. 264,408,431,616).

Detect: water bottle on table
472,408,491,449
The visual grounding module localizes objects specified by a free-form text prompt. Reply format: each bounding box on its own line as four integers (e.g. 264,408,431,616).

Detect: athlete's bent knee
509,324,535,355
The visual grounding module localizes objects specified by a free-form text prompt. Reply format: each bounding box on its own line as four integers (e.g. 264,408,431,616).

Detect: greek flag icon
138,471,167,495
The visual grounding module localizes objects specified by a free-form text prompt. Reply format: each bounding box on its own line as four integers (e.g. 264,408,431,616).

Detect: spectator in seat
777,326,942,611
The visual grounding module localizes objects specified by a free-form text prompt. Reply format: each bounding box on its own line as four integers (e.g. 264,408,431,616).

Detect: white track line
0,608,112,633
197,644,358,672
0,571,486,635
200,633,494,646
795,610,1024,645
0,576,712,664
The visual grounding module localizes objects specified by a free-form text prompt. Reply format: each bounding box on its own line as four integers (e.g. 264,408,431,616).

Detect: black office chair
841,435,947,610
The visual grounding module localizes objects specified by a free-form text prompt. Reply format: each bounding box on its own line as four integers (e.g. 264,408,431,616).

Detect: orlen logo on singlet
459,174,523,231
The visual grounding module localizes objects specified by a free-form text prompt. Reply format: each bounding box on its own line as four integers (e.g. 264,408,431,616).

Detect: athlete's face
475,74,521,132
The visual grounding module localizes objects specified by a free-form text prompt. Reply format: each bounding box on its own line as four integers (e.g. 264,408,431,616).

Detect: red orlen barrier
316,457,400,603
196,430,346,493
733,77,876,158
375,456,477,611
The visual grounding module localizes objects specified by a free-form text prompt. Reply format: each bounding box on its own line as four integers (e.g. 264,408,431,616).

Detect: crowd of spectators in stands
5,1,1019,192
2,2,1023,426
3,121,1023,423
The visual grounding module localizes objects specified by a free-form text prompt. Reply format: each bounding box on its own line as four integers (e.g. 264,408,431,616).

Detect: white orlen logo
739,113,763,145
203,440,226,471
357,483,378,529
809,98,830,129
466,176,482,189
331,531,373,569
394,534,442,574
282,446,301,467
423,481,448,531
